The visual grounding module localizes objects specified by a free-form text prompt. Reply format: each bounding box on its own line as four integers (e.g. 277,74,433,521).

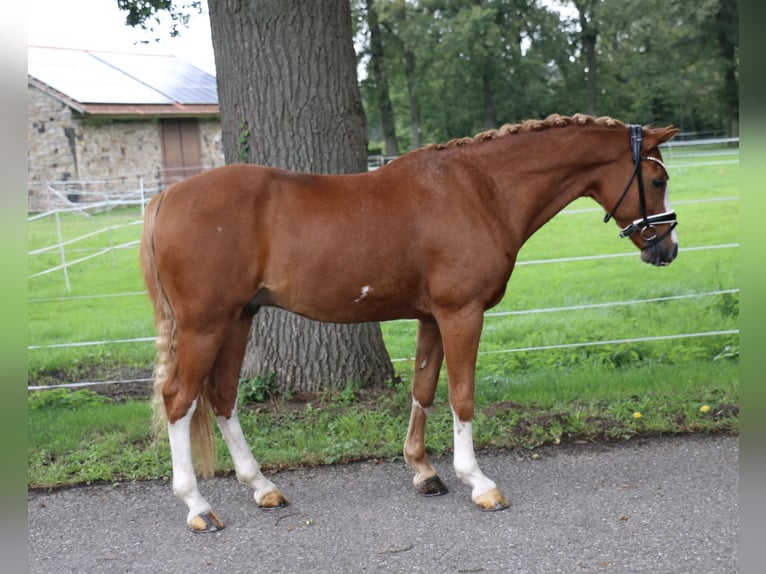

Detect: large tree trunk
209,0,395,392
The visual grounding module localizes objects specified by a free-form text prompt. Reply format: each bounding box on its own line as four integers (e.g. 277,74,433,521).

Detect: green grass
28,390,169,485
28,360,737,488
27,148,739,488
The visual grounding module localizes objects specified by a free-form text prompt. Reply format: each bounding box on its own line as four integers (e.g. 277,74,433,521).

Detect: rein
603,124,677,249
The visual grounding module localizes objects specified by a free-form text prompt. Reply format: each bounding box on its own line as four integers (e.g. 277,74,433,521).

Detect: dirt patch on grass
28,364,155,400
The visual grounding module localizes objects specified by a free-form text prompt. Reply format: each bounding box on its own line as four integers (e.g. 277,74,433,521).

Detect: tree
357,0,573,148
121,0,395,392
572,0,599,116
365,0,400,155
357,0,425,150
117,0,203,39
583,0,738,132
705,0,738,136
388,0,425,149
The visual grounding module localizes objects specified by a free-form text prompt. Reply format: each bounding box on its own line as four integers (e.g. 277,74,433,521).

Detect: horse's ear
645,126,680,149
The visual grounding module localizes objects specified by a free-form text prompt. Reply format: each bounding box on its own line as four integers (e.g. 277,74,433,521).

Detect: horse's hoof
474,487,510,511
188,511,224,532
415,475,449,497
257,489,289,510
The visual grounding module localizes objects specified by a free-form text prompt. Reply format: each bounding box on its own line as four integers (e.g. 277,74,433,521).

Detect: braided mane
424,113,626,151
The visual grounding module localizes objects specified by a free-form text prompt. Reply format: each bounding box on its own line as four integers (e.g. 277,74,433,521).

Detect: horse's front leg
438,307,510,511
404,319,448,496
451,409,509,510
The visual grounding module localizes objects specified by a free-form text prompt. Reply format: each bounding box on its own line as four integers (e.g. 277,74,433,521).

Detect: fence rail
28,328,740,392
26,287,739,351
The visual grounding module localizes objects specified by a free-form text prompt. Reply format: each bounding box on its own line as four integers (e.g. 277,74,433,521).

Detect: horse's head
601,124,680,266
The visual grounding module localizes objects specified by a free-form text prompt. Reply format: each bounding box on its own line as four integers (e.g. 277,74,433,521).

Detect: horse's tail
140,193,216,478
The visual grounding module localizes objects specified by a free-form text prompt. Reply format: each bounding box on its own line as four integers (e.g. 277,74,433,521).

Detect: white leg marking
168,399,212,522
451,408,497,502
216,405,280,504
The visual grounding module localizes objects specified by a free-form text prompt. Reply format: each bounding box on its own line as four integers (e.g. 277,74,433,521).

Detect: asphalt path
28,434,738,574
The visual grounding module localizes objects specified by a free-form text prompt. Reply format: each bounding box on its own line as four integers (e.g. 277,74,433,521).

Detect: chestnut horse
140,114,679,532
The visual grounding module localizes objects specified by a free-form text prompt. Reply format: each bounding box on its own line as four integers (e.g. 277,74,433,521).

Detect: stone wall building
27,46,224,211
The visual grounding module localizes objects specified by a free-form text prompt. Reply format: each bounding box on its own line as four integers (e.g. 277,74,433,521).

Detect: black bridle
603,124,677,249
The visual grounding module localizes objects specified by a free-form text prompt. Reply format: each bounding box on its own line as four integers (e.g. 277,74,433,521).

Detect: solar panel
27,47,218,106
28,47,173,104
92,51,218,104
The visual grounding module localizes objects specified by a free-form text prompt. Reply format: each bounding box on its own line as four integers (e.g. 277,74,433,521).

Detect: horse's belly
263,278,427,324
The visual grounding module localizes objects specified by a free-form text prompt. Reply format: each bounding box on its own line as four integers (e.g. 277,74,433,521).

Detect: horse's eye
651,178,666,189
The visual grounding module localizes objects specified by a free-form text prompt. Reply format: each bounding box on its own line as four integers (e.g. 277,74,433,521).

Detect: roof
28,46,219,117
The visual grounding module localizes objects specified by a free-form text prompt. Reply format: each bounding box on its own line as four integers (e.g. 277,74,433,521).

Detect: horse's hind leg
209,315,289,511
163,328,227,532
404,319,448,496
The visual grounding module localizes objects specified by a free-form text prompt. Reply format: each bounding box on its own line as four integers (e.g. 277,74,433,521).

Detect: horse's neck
474,129,624,245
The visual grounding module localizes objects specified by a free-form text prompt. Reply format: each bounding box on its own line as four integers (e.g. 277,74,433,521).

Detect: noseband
603,125,677,249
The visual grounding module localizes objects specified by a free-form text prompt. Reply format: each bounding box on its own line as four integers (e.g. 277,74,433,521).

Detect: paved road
28,435,738,574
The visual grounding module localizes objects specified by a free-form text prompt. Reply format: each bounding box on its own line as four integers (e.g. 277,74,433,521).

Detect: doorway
160,118,203,185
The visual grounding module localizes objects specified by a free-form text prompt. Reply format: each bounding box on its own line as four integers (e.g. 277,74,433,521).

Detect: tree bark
209,0,394,392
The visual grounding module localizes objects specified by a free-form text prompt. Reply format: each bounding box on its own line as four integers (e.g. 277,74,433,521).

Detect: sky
27,0,217,74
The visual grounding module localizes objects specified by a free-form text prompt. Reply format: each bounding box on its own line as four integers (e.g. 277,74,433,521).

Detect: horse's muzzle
641,241,678,266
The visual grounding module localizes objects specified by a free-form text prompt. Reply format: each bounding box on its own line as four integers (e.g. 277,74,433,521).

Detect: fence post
140,178,145,216
54,210,71,292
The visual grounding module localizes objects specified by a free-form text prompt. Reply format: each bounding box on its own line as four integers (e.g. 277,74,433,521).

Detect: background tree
389,0,425,149
121,0,394,392
355,0,737,151
359,0,575,147
581,0,738,134
365,0,400,155
572,0,599,116
702,0,738,136
121,1,739,154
